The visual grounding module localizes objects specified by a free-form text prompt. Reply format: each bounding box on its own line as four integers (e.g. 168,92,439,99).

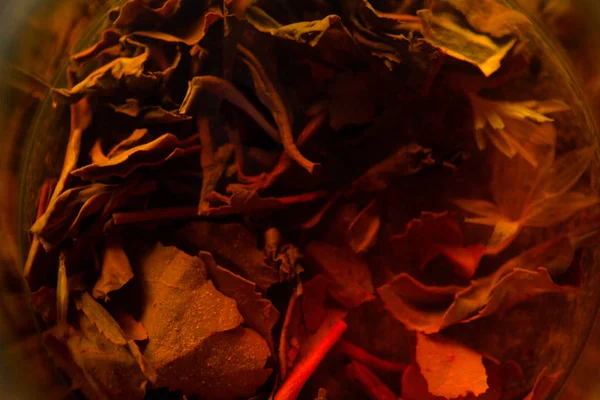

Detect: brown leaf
418,10,516,77
71,29,122,65
114,0,181,28
92,234,134,301
238,44,319,173
47,292,155,399
51,49,157,104
470,267,570,320
198,132,235,212
114,309,148,341
390,211,483,279
351,143,433,193
441,0,531,38
31,183,115,250
180,75,280,143
125,6,223,45
109,99,192,123
305,241,375,308
174,326,273,400
134,242,272,396
72,132,200,181
199,251,280,351
175,221,280,291
378,236,576,333
25,97,92,284
416,333,488,398
348,200,381,254
245,6,346,47
45,316,150,400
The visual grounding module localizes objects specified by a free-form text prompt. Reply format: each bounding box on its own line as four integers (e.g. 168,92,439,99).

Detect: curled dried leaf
418,10,516,77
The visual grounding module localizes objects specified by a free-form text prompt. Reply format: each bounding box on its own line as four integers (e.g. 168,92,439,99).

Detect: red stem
274,320,348,400
345,361,398,400
112,191,328,224
338,340,407,373
112,207,198,225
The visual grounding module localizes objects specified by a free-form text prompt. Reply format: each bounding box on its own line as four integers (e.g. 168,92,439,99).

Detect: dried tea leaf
441,0,531,38
245,4,345,47
25,97,92,284
199,251,280,350
401,357,514,400
72,132,199,181
134,242,271,396
46,308,152,400
114,0,181,28
238,44,319,173
390,211,483,278
348,200,381,254
379,236,576,333
126,6,223,45
50,293,154,398
471,267,570,320
92,234,134,301
114,309,148,341
109,99,192,123
180,75,280,143
351,143,433,192
199,133,235,212
108,128,152,159
31,183,115,250
175,221,279,290
418,10,516,77
71,29,122,65
52,49,156,104
416,333,488,398
175,326,272,400
305,241,375,308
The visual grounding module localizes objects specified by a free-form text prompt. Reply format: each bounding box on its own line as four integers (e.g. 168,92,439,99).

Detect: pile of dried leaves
23,0,600,399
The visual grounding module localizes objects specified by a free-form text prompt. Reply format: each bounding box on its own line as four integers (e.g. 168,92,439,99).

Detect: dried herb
26,0,599,399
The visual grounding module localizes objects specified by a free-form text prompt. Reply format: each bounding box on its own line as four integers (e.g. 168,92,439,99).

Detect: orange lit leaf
418,10,516,77
416,333,488,398
305,241,375,308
